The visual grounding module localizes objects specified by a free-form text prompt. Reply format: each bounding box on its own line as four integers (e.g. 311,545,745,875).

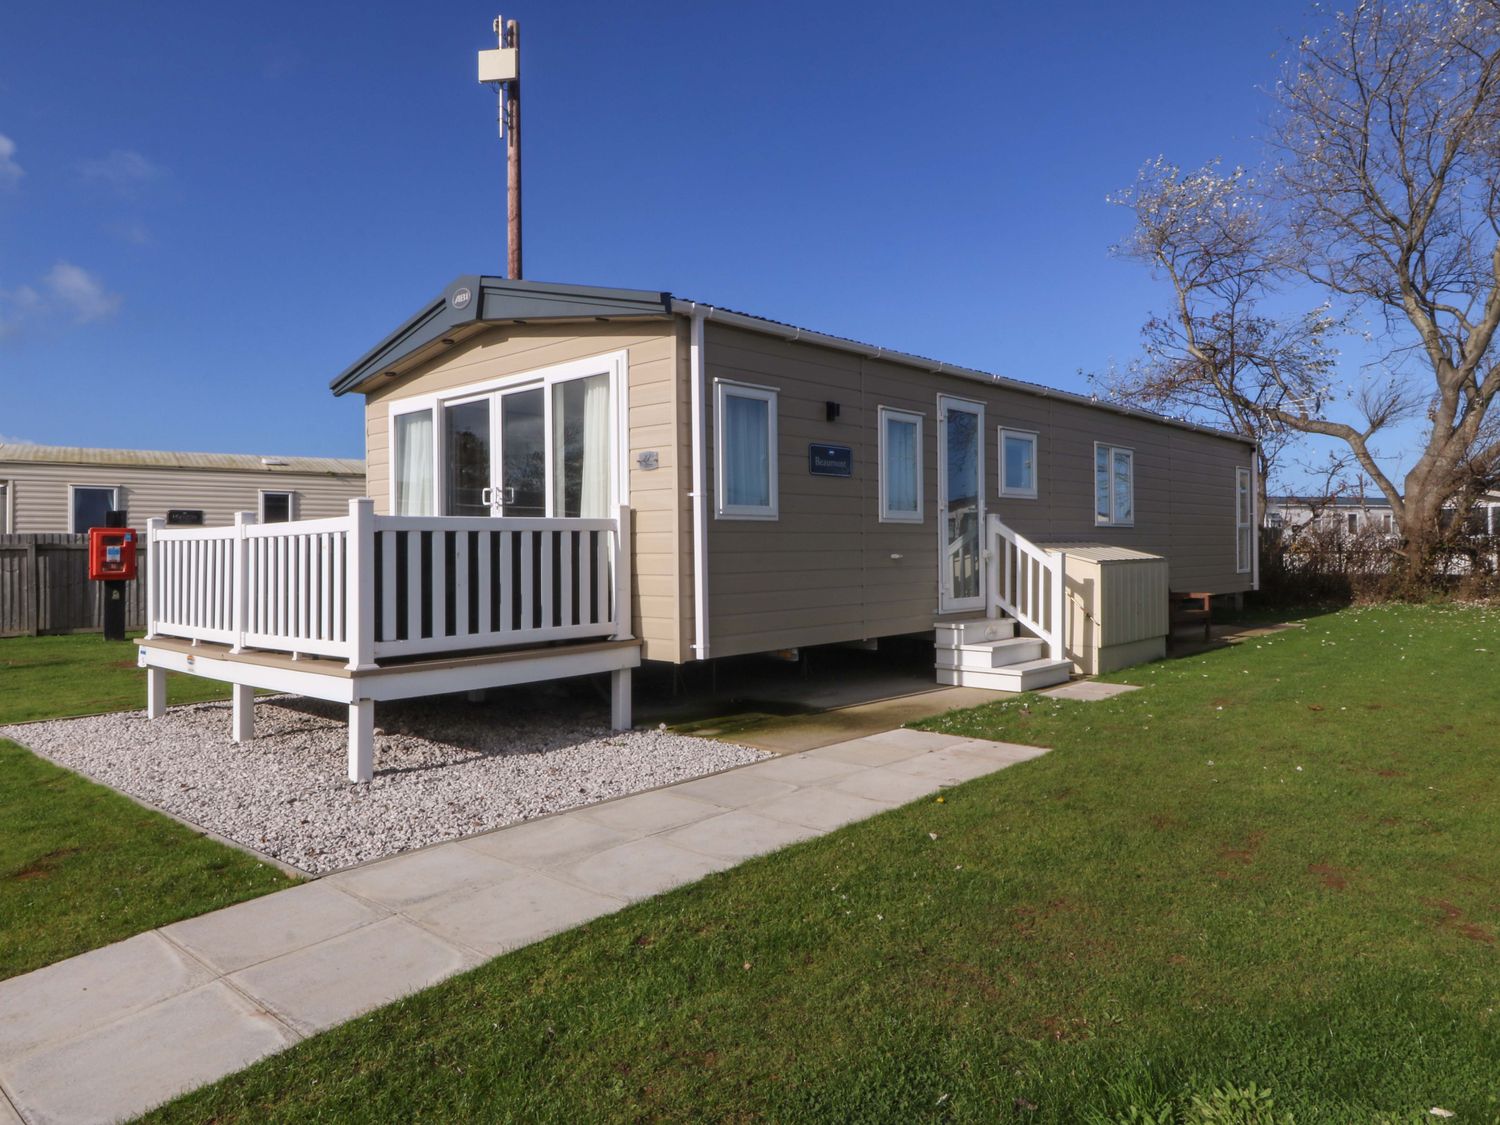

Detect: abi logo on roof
450,287,473,310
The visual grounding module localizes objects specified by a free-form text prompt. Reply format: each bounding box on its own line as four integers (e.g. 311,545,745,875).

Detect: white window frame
68,485,118,533
877,406,924,523
1094,443,1135,527
714,379,779,520
997,427,1039,499
259,489,298,523
384,349,630,518
1235,466,1253,573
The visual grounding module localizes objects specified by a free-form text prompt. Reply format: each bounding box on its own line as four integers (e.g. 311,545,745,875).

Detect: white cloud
44,262,120,322
109,218,153,246
78,149,165,193
0,134,22,187
0,263,120,336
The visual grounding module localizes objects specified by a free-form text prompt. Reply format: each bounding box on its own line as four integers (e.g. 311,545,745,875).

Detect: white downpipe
688,307,710,659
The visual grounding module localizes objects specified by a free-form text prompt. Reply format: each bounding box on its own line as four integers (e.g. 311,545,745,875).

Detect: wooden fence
0,534,149,637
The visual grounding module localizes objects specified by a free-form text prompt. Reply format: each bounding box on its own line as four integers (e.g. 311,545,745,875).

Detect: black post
103,508,127,642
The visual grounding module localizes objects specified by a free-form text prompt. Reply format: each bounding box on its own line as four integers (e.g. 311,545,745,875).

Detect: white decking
137,499,639,781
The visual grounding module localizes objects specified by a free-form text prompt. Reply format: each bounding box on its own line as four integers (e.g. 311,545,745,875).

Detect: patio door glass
443,399,491,517
498,387,546,516
938,396,985,613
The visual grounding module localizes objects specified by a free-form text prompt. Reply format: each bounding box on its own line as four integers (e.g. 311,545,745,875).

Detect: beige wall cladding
702,323,1254,660
0,461,365,534
361,320,687,663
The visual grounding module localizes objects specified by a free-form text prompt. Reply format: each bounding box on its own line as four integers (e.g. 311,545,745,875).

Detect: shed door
938,395,985,614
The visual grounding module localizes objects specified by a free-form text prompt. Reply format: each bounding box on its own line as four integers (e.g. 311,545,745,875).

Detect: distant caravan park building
0,444,365,534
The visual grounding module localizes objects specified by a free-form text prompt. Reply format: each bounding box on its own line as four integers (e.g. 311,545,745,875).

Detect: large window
998,428,1038,499
715,381,778,519
1235,466,1253,573
393,409,435,516
552,372,612,518
70,486,117,533
1094,444,1134,526
878,407,923,522
260,491,296,523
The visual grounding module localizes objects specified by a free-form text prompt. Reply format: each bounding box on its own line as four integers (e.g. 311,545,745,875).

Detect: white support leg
348,698,374,783
146,667,167,720
610,667,632,732
231,683,254,744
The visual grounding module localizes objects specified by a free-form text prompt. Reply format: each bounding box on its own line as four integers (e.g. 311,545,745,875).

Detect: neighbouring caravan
136,277,1257,780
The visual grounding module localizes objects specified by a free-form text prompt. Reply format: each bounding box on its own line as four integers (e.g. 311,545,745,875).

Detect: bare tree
1269,0,1500,571
1101,158,1338,520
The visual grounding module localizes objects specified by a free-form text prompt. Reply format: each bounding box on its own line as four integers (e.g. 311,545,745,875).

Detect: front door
938,395,985,613
441,387,547,517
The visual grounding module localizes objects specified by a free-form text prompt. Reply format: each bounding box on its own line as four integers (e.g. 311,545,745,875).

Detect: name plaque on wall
808,444,853,477
166,509,205,526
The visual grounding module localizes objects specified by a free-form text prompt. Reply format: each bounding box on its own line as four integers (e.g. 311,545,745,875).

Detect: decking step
934,617,1016,647
934,636,1046,670
936,657,1073,692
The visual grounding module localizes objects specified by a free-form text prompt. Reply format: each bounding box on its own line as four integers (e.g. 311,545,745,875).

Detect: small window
70,486,117,533
1346,512,1359,535
0,480,9,533
260,491,296,523
878,407,923,522
1235,467,1253,573
1094,444,1134,526
998,428,1038,499
715,381,778,519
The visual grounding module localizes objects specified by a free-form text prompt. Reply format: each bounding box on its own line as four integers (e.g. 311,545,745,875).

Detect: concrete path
0,729,1048,1125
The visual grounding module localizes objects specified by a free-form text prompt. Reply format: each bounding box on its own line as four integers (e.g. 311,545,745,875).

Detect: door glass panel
944,406,981,603
501,388,546,516
444,400,491,517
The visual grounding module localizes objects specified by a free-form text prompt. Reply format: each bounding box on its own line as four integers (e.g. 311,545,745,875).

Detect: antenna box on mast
478,47,518,83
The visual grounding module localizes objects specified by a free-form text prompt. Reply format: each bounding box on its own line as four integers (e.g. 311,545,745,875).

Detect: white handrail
146,501,630,665
987,514,1068,661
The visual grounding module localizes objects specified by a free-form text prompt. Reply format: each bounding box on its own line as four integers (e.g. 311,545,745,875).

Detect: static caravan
137,277,1257,780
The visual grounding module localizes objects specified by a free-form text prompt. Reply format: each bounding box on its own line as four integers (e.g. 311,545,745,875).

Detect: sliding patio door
498,387,546,517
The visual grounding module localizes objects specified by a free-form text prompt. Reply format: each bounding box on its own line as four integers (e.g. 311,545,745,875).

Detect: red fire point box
88,527,139,582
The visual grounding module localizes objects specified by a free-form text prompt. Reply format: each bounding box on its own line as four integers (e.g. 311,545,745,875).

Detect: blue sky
0,1,1391,485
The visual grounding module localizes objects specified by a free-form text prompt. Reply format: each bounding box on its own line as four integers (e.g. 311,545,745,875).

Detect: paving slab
228,916,477,1037
1039,680,1142,702
458,813,631,869
0,931,215,1060
0,1091,22,1125
668,770,799,808
885,747,1012,783
861,727,973,752
573,789,725,835
665,810,822,861
952,739,1051,763
560,837,730,901
405,870,624,956
827,766,948,805
0,981,297,1125
807,737,927,767
328,841,523,911
751,786,896,832
703,686,1007,754
161,881,386,975
739,752,864,786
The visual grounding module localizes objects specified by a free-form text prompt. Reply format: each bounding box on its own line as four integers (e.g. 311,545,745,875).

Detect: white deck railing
146,499,631,667
987,514,1067,661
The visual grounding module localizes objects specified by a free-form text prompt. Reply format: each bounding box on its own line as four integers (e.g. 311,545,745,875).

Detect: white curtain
885,417,917,513
580,374,611,518
724,394,769,507
395,411,434,516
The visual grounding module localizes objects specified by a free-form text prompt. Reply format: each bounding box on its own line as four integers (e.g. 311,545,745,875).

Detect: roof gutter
666,299,1253,447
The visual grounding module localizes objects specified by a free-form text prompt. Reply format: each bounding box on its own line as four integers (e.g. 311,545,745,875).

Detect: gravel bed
1,692,766,874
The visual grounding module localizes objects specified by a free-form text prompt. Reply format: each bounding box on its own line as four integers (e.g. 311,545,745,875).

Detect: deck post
231,683,254,742
348,698,374,783
146,666,166,719
346,498,377,671
610,667,632,731
612,504,633,640
230,510,255,653
144,518,165,639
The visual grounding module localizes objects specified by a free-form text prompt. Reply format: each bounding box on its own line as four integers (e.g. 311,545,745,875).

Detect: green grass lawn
0,634,297,979
144,605,1500,1123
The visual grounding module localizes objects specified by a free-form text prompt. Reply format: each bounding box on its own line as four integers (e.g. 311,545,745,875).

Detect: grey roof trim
0,443,364,476
670,299,1256,447
329,276,673,395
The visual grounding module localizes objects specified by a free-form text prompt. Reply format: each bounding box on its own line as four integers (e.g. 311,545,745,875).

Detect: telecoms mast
478,17,521,278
